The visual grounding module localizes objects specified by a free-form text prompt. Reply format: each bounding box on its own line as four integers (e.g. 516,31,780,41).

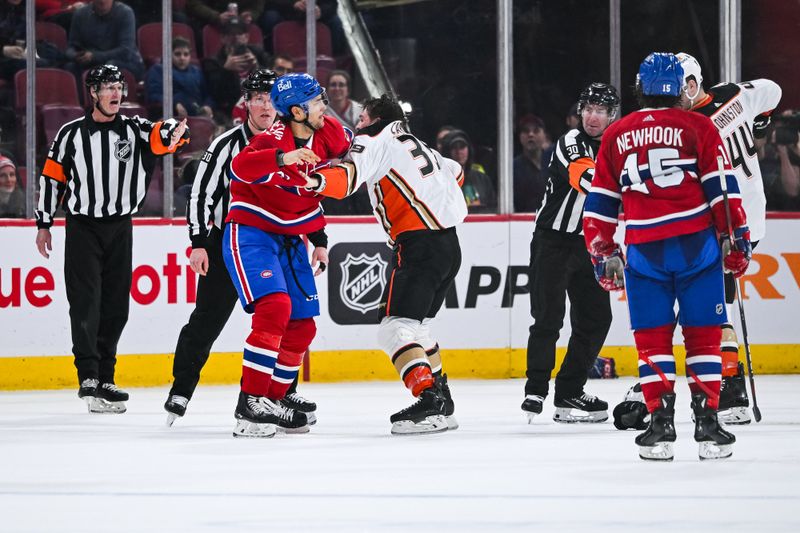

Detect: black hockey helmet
85,64,128,97
242,68,277,100
578,82,620,119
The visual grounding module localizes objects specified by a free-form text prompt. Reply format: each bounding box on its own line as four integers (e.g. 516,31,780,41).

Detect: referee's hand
35,229,52,259
168,118,189,151
189,248,209,276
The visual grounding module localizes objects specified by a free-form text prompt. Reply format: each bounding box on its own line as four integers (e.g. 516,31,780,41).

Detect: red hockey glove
591,246,625,291
721,226,752,278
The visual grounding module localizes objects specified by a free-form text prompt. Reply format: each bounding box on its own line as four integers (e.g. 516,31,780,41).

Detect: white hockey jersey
316,120,468,243
691,79,782,242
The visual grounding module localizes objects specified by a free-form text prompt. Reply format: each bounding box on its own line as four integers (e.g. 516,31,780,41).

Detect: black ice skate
266,397,310,434
233,392,277,438
80,380,127,414
692,392,736,460
635,392,676,461
553,393,608,423
164,394,189,427
390,387,447,435
436,374,458,430
281,391,317,425
521,395,544,424
718,362,751,425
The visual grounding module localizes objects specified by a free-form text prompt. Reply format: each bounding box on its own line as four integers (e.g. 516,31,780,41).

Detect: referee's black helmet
85,64,128,97
578,82,620,119
242,69,277,100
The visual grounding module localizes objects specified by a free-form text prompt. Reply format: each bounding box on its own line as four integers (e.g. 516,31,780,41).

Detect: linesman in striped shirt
164,69,320,427
34,64,190,414
521,83,620,424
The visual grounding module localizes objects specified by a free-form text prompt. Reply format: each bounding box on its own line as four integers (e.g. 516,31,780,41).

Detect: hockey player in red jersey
223,73,352,437
302,94,467,435
583,53,751,461
613,53,782,429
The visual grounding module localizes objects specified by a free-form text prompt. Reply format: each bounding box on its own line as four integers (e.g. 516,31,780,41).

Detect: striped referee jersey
35,112,180,228
187,122,257,249
535,128,602,235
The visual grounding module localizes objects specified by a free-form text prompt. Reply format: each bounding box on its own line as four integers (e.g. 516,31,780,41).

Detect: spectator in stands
762,111,800,211
36,1,87,31
324,69,361,130
174,157,201,217
442,129,497,213
0,154,24,218
146,37,214,119
231,54,292,125
435,124,456,153
565,103,580,131
513,114,550,213
261,0,345,55
203,17,269,122
186,0,266,39
65,0,145,80
0,0,25,82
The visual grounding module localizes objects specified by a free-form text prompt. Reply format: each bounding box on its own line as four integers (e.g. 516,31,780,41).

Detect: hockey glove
753,113,771,140
721,226,752,278
591,246,625,291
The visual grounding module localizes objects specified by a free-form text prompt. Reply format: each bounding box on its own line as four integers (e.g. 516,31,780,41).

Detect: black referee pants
64,214,132,384
525,228,612,399
170,228,238,399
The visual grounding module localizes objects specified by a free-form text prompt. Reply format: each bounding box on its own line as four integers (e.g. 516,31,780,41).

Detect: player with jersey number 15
583,52,751,462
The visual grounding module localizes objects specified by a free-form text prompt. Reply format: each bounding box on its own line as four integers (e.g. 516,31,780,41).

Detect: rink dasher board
1,215,799,388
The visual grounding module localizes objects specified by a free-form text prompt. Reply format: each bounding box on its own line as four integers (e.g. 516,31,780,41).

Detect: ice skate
390,387,447,435
81,381,127,414
553,393,608,423
265,397,310,434
692,392,735,460
613,383,649,430
281,391,317,425
232,392,277,438
521,395,544,424
635,392,676,461
718,362,751,425
164,394,189,427
436,374,458,430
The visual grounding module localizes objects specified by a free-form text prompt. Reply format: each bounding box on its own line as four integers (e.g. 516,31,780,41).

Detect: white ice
1,377,799,532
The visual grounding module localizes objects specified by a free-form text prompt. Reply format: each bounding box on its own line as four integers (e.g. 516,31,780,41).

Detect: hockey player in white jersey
303,94,467,435
613,53,782,429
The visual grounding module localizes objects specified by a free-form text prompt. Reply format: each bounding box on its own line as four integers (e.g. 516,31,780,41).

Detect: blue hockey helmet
270,73,327,118
636,52,684,96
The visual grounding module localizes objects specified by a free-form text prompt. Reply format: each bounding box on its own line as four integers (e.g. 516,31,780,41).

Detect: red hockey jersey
227,116,351,236
583,107,747,256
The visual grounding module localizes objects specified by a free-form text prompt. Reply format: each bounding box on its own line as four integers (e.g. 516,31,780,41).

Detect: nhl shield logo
114,139,132,162
339,253,387,314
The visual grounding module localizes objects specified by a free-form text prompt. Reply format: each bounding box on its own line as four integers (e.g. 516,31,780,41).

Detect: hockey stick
717,156,762,422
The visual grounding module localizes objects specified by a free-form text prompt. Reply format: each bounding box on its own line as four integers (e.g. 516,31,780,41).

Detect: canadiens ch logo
260,270,273,278
114,139,132,162
339,253,387,314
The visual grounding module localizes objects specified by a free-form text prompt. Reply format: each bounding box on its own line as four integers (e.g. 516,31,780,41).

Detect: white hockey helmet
676,52,703,95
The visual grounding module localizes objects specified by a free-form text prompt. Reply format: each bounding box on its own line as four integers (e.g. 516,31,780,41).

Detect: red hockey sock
683,325,722,409
241,293,291,396
633,324,676,413
267,318,316,401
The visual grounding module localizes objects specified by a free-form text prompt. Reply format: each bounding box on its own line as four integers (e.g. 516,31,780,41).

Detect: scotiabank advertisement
1,216,799,357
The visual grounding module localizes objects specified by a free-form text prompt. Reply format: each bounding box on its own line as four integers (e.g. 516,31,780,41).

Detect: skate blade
525,412,538,425
638,442,674,461
698,441,733,460
391,415,448,435
718,407,752,425
232,420,276,438
553,407,608,423
445,415,459,430
165,412,182,427
86,397,127,414
276,424,311,435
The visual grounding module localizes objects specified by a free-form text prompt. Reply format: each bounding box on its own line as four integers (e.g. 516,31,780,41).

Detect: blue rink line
0,490,798,501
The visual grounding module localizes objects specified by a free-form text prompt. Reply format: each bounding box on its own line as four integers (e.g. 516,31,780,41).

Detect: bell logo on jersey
328,243,392,324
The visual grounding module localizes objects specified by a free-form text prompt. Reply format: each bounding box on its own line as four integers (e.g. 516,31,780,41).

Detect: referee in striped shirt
34,65,189,413
164,69,320,425
521,83,619,423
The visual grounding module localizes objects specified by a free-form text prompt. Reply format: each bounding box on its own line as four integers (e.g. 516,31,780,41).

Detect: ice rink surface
1,376,798,532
